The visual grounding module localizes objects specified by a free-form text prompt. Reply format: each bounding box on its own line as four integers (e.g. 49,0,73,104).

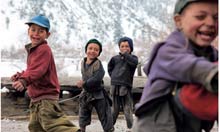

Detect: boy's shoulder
130,54,138,58
113,54,122,58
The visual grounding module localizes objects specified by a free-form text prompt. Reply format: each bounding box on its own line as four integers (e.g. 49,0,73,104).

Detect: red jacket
20,41,60,102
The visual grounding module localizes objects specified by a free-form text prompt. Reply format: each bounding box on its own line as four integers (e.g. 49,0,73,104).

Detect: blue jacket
135,30,218,112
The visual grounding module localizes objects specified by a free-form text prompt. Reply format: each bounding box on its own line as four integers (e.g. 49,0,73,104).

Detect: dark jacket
135,30,218,113
108,52,138,87
19,41,60,102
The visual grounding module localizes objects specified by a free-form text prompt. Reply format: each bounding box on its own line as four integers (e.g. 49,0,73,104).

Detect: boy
76,39,114,132
108,37,138,131
11,14,80,132
133,0,218,132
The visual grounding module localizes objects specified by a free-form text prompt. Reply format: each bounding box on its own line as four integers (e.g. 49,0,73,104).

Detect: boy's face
174,2,218,47
28,24,50,46
86,43,100,60
119,41,131,54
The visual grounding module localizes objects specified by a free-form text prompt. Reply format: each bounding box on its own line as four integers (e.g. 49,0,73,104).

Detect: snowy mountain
0,0,177,77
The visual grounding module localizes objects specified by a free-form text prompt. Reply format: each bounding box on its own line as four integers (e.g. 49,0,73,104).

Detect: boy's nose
34,30,40,35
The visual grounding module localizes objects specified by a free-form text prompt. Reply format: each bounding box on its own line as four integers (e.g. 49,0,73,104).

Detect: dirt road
1,117,218,132
1,116,130,132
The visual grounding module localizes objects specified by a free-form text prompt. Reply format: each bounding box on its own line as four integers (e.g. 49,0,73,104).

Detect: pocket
39,100,63,118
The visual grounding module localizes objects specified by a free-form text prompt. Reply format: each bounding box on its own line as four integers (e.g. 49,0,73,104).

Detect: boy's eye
39,30,45,33
195,15,206,20
30,28,36,32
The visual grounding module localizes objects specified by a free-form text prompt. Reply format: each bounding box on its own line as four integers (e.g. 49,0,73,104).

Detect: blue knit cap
118,37,133,52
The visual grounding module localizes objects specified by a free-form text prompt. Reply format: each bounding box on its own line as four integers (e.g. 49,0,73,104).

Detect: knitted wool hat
118,37,133,52
85,39,102,56
174,0,217,14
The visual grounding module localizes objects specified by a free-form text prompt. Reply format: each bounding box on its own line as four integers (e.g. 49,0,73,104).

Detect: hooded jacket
135,30,218,113
108,52,138,88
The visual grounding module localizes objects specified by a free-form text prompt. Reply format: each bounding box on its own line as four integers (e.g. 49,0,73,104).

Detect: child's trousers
79,97,113,132
28,99,79,132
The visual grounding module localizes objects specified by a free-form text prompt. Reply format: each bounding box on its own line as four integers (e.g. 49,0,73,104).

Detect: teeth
200,31,214,37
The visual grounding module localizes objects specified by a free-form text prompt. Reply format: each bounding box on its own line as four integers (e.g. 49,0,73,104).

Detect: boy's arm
123,53,138,68
107,58,114,77
157,43,218,93
83,61,105,92
19,47,52,86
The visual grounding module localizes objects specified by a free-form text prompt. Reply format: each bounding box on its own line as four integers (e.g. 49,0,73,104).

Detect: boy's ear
174,14,182,30
46,32,50,38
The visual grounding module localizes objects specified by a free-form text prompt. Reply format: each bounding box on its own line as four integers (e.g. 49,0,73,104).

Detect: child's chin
89,57,97,60
196,42,211,47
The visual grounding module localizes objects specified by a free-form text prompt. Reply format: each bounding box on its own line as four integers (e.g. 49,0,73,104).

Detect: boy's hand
76,80,84,88
120,51,129,55
11,72,20,82
12,81,25,92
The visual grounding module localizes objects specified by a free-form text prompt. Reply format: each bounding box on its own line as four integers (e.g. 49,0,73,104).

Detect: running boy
133,0,218,132
11,14,79,132
76,39,114,132
108,37,138,131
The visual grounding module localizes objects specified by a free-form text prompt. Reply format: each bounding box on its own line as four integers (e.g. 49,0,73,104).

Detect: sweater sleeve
156,42,218,93
107,57,114,77
20,46,51,86
123,53,138,68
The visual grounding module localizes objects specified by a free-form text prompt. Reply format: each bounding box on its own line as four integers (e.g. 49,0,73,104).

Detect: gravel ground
1,116,130,132
1,116,218,132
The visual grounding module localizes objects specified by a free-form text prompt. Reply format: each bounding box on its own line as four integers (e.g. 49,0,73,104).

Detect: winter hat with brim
118,37,133,52
174,0,217,14
85,39,102,56
25,14,50,31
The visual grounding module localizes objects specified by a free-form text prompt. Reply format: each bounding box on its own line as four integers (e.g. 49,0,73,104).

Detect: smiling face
86,43,100,61
28,24,50,46
174,1,218,47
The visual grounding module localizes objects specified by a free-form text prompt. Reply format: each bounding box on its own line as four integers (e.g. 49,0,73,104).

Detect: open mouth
198,30,216,41
32,37,40,41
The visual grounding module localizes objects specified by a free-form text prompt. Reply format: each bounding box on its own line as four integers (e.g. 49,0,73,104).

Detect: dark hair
27,23,49,32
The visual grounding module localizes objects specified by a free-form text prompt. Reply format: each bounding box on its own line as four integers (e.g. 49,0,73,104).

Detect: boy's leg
28,102,45,132
112,94,120,125
121,91,133,129
78,102,92,131
38,100,79,132
94,98,114,132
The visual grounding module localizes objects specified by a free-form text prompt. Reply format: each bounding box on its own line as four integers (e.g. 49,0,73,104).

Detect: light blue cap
25,14,50,31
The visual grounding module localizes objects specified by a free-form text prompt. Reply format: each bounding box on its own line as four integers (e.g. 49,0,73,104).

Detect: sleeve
83,60,105,92
107,57,114,77
19,47,52,86
156,43,218,93
123,53,138,68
